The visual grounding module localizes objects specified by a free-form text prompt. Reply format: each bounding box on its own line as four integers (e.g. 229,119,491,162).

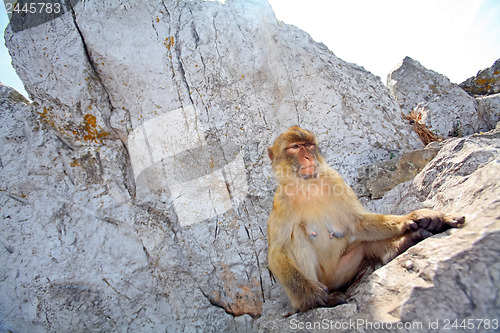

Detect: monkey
266,126,465,313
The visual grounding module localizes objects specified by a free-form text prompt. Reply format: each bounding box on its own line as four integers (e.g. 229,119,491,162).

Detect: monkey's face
284,141,319,179
268,127,322,180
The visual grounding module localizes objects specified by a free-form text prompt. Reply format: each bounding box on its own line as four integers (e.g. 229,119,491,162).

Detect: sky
0,3,28,98
1,0,499,100
268,0,500,84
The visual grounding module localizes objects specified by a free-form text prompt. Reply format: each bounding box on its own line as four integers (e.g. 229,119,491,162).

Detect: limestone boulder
475,93,500,132
460,58,500,96
1,0,420,331
388,57,493,137
355,145,442,199
3,0,497,331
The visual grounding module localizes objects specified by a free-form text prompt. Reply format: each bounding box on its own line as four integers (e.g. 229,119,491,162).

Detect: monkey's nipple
307,226,319,240
327,225,344,239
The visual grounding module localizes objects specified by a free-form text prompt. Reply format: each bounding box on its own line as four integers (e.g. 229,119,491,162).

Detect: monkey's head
268,126,324,180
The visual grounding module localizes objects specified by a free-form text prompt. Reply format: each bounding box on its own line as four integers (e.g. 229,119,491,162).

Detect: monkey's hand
294,279,329,312
408,209,465,234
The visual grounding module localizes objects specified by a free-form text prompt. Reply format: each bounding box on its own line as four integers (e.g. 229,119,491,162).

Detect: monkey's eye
288,144,300,149
304,143,314,149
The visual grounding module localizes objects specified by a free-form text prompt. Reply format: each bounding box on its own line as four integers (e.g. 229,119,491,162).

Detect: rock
355,145,442,199
412,94,479,137
0,83,29,104
2,0,420,331
475,93,500,131
388,57,491,137
3,0,498,331
257,126,500,332
355,156,398,198
5,1,420,184
460,58,500,96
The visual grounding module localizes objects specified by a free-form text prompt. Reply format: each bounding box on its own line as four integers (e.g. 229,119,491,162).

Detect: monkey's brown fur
267,126,464,312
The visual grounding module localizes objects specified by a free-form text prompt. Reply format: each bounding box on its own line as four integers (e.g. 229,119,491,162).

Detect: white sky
268,0,500,84
1,0,499,99
0,5,28,97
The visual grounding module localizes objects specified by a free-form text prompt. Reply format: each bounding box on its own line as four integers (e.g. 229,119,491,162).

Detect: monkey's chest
298,220,349,253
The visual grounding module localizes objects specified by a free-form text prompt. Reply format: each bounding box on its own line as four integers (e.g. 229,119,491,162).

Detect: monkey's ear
268,147,274,161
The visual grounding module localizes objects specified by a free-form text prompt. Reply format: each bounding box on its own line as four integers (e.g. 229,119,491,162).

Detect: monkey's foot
325,291,348,307
283,291,347,317
282,310,299,318
396,228,433,255
294,280,329,312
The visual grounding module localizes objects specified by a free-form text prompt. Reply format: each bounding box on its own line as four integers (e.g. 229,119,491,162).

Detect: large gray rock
257,126,500,332
460,58,500,96
388,57,494,137
475,93,500,132
2,0,420,331
3,1,498,331
355,145,442,199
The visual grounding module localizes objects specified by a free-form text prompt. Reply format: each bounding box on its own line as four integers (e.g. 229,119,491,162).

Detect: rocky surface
355,145,442,199
1,0,499,332
1,0,418,331
460,58,500,96
388,57,497,137
475,93,500,132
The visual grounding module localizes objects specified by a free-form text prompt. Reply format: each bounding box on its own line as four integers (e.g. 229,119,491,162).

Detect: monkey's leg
364,228,433,264
268,247,329,312
328,242,365,291
327,230,432,294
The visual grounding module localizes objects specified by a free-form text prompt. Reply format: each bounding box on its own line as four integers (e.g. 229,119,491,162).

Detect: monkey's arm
355,209,464,241
354,212,418,241
333,178,464,239
328,173,422,240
